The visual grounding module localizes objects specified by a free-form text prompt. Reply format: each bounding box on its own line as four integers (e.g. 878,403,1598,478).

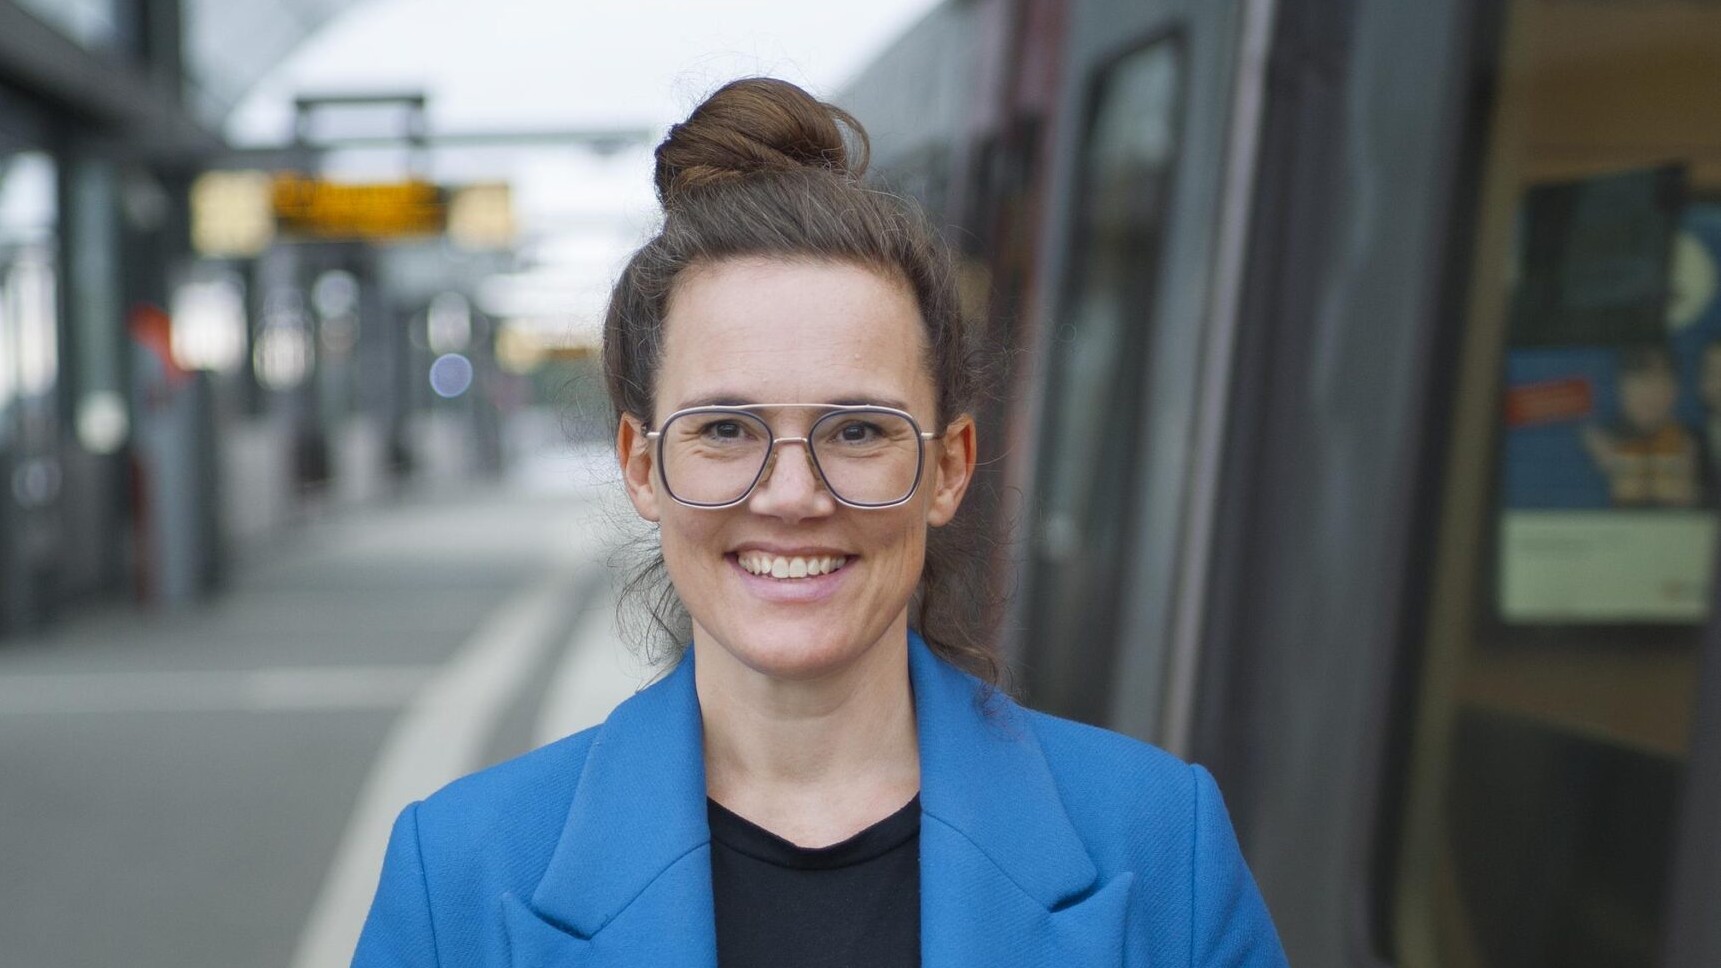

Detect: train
839,1,1721,966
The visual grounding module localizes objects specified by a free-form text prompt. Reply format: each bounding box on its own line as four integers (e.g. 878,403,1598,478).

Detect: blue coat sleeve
352,802,440,967
1191,765,1290,967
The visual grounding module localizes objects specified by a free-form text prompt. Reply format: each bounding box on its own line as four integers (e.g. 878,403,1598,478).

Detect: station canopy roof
1,0,373,157
185,0,370,125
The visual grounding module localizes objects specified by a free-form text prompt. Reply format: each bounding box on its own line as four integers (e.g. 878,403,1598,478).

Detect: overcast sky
226,0,944,333
229,0,942,140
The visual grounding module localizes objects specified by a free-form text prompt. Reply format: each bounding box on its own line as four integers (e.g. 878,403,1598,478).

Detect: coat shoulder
1022,705,1196,804
1017,705,1203,862
357,729,605,965
411,727,600,887
1011,707,1289,965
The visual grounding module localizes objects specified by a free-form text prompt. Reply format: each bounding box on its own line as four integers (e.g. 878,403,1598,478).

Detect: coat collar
507,632,1129,967
904,630,1100,907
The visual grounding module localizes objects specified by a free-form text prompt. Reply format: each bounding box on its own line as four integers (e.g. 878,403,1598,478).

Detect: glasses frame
644,403,939,510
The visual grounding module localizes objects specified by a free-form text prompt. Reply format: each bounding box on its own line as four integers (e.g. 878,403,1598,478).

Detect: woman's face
618,258,975,683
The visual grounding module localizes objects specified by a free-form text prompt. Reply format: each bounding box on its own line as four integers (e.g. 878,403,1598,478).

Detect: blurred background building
1,1,1719,967
0,0,932,631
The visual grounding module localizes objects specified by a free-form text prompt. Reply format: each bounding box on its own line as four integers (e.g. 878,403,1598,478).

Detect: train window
1022,37,1183,723
1394,2,1720,967
0,151,59,435
0,147,60,632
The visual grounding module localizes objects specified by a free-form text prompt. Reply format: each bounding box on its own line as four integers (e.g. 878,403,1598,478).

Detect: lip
729,542,853,557
725,551,853,604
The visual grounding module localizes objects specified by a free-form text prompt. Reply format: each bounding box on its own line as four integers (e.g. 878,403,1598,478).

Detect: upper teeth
736,552,848,579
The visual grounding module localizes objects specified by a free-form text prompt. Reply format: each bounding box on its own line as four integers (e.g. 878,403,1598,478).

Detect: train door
1392,2,1721,966
1014,0,1259,737
0,101,60,634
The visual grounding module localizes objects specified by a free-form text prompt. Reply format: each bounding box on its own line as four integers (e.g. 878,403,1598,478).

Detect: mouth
732,550,851,580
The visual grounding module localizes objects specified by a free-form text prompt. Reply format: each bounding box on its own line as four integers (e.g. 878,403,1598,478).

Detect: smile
734,551,850,579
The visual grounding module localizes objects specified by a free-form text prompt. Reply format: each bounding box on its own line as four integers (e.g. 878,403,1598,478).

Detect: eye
698,418,753,442
824,418,888,445
842,421,881,442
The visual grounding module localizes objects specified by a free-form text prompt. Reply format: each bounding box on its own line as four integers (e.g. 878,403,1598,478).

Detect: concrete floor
0,470,653,968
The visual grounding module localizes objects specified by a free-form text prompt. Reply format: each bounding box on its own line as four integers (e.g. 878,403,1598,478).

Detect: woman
354,77,1287,967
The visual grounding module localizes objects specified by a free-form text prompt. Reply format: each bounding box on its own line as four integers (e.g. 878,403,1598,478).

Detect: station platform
0,459,654,968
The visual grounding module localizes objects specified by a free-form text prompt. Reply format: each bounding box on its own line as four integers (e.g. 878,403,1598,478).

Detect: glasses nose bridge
757,433,824,493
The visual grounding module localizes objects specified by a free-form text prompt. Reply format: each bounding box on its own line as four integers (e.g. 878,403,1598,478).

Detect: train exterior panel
843,1,1721,967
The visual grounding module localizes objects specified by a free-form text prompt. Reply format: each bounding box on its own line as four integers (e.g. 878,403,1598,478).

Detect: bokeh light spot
429,353,475,398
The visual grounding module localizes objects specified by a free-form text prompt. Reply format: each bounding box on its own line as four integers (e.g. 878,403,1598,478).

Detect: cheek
870,514,931,583
658,511,727,580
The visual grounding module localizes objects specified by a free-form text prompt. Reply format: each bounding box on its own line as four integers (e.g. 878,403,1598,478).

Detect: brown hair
600,77,1000,686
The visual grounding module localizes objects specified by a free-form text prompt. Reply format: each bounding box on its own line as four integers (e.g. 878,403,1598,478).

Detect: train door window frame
1019,27,1188,725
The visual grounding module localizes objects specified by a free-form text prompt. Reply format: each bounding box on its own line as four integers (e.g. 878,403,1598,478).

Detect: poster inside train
1496,169,1720,625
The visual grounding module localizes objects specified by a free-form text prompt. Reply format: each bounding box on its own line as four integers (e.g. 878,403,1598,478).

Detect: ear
925,413,976,528
617,413,662,523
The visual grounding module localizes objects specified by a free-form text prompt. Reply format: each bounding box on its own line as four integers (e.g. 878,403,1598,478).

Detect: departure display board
270,175,447,241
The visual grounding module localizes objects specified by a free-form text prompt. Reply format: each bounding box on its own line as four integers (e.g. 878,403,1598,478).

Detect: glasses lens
810,410,923,506
660,410,771,505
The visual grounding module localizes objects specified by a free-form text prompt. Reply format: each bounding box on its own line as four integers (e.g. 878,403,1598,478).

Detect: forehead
657,259,931,411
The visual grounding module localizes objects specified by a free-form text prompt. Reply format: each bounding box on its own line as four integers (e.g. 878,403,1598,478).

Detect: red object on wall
128,304,192,389
1504,377,1594,428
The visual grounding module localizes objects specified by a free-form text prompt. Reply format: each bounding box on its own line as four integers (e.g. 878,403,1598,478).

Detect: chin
710,620,868,681
691,598,918,683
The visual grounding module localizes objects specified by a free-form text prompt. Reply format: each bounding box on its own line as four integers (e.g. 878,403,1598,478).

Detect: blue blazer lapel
506,634,1131,967
504,654,717,967
910,633,1132,966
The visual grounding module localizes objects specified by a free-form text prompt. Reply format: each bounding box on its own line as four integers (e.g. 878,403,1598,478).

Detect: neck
694,619,921,847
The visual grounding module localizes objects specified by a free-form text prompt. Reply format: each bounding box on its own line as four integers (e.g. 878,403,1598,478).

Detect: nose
747,439,836,518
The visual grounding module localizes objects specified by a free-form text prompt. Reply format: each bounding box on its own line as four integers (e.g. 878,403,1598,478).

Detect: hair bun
654,77,870,205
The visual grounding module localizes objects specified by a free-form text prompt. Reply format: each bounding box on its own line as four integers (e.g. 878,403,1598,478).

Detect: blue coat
354,632,1289,967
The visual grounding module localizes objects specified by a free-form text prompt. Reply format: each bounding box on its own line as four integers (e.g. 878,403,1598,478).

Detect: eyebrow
674,393,915,411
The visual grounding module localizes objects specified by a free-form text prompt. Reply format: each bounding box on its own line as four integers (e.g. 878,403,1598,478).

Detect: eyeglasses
645,403,938,509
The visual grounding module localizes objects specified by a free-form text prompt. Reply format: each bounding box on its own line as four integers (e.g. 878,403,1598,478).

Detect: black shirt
708,795,921,968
